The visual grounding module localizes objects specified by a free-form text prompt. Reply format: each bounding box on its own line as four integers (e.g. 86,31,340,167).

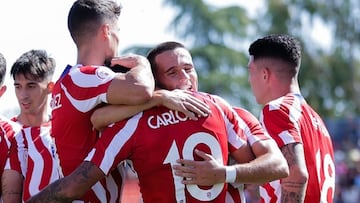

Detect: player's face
154,48,198,91
14,74,51,115
248,56,267,105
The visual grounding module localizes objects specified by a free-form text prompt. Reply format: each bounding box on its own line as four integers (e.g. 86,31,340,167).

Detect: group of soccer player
1,0,335,203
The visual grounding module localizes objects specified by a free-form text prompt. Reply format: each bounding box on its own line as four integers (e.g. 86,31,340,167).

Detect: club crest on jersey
95,68,110,80
147,110,188,129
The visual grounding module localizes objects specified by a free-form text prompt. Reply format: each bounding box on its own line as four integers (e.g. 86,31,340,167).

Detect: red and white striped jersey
259,93,335,203
50,64,123,203
6,121,62,202
0,116,22,197
85,92,248,203
227,107,272,203
233,106,272,145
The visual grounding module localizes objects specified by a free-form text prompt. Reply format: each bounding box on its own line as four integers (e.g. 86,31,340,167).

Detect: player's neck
17,112,50,127
77,44,106,66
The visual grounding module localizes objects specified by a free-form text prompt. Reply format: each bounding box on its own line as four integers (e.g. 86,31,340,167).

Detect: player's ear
47,82,54,94
101,23,111,40
262,67,270,81
0,85,7,97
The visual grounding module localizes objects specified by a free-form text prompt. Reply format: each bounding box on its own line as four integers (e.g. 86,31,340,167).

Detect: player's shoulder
0,116,22,134
195,91,228,104
265,93,300,112
232,106,253,116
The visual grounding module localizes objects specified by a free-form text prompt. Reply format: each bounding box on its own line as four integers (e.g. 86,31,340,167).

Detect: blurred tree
123,0,360,118
259,0,360,117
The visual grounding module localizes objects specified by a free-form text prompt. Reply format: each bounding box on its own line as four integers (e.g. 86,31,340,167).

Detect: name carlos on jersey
147,110,189,129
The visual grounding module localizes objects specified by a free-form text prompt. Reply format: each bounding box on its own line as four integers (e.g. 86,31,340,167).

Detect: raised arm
106,54,154,105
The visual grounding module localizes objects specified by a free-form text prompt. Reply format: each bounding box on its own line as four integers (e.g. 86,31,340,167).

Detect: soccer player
49,0,154,202
150,41,290,202
0,52,22,202
48,1,208,202
174,35,336,202
247,34,335,202
1,49,60,202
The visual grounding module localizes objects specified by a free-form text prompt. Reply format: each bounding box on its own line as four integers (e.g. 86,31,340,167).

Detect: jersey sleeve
84,113,141,175
260,102,302,148
233,107,272,145
5,129,27,176
60,65,116,112
206,94,248,152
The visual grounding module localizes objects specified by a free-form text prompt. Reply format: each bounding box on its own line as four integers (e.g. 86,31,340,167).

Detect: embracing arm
173,139,289,186
106,54,154,105
173,96,288,186
1,169,23,203
91,89,211,130
229,139,289,184
26,162,104,203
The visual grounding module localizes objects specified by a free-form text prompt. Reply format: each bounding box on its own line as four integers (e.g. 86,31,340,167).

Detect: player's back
94,92,238,202
260,93,335,203
50,65,114,176
299,100,335,203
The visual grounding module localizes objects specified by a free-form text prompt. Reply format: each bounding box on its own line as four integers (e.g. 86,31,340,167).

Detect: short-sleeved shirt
85,92,247,203
6,121,62,202
0,116,21,196
51,64,123,203
259,93,335,203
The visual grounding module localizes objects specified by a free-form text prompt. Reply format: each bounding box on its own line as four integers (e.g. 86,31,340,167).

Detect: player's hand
154,89,211,120
111,54,149,69
173,149,225,186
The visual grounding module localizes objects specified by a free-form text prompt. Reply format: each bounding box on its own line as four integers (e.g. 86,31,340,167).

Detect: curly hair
249,34,301,69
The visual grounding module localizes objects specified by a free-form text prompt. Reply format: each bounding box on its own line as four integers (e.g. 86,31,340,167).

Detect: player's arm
228,139,289,184
91,89,211,130
1,169,23,203
26,161,104,203
173,143,254,186
173,140,289,186
106,54,155,105
2,131,25,203
173,96,289,185
231,107,290,184
279,143,308,202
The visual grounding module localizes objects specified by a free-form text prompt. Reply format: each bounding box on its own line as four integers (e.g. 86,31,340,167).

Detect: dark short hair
249,34,301,68
68,0,122,44
0,52,6,85
146,41,185,76
10,49,56,82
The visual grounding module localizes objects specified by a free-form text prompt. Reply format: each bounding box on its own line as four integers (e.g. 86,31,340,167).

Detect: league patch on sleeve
95,67,112,80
